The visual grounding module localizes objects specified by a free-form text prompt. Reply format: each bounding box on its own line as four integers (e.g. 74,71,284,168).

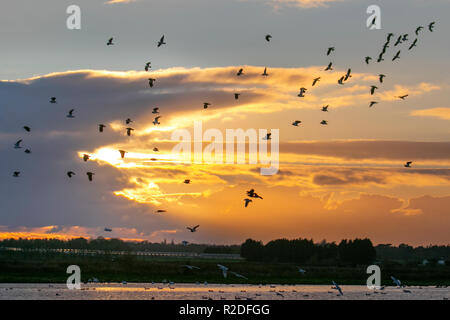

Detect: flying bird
107,37,114,46
14,140,23,149
408,39,418,50
332,281,343,296
153,147,159,152
50,97,57,104
322,105,329,112
66,109,75,118
236,68,244,76
187,225,200,232
148,78,156,87
262,67,269,76
23,126,31,132
126,118,133,125
324,62,333,71
386,33,394,42
83,154,90,162
297,267,306,274
153,116,161,125
67,171,75,178
402,34,409,42
152,107,159,114
145,62,151,71
184,179,191,184
265,34,272,42
344,68,352,81
392,50,401,61
155,209,167,213
312,77,321,86
415,26,423,35
369,101,378,108
244,198,252,207
404,161,412,168
337,76,345,85
370,85,378,95
24,149,31,154
320,120,328,125
13,171,20,177
379,74,386,83
203,102,211,109
292,120,302,127
394,35,402,46
86,172,94,181
104,228,112,232
126,127,134,136
263,133,271,140
157,35,166,47
234,93,240,100
217,264,229,278
99,124,106,132
119,150,127,159
326,47,335,56
428,21,435,32
377,52,385,63
391,276,402,287
247,189,263,199
397,94,408,100
365,56,372,64
297,88,307,97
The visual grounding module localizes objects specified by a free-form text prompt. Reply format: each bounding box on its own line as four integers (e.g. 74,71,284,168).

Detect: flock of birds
8,19,442,293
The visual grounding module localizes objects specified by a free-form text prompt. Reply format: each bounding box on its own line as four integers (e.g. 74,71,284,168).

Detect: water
0,283,448,300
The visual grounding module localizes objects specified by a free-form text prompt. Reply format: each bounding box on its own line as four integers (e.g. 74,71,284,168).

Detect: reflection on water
0,283,449,300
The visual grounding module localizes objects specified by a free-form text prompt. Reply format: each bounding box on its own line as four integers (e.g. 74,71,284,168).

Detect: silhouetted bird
415,26,423,35
148,78,156,87
153,116,161,125
379,74,386,83
24,149,31,154
394,36,402,46
404,161,412,168
126,118,133,125
370,85,378,95
107,37,114,46
402,34,409,42
392,50,401,61
263,133,271,140
377,53,384,63
244,198,252,207
155,209,167,213
99,124,106,132
292,120,302,126
86,172,94,181
187,225,200,232
145,62,151,71
428,22,435,32
66,109,75,118
23,126,30,132
324,62,333,71
153,147,159,152
297,88,307,97
13,171,20,177
262,67,269,76
237,68,244,76
126,128,134,136
203,102,211,109
338,76,345,85
320,120,328,125
14,140,22,149
365,56,372,64
386,33,394,42
408,39,418,50
152,107,159,114
184,179,191,184
104,228,112,232
344,69,352,81
326,47,335,56
312,77,320,86
50,97,57,104
397,94,408,100
67,171,75,178
234,93,240,100
157,35,166,47
265,34,272,42
119,150,127,159
369,101,378,108
322,105,329,112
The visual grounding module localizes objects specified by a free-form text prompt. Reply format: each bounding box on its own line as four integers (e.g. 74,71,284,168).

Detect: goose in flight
50,97,57,104
370,85,378,95
99,124,106,132
145,62,151,71
379,74,386,83
86,172,94,181
14,140,23,149
153,116,161,125
67,171,75,178
297,88,307,97
312,77,320,86
152,107,159,114
244,198,252,207
24,149,31,154
23,126,31,132
344,68,352,81
297,267,306,274
262,67,269,76
391,276,402,287
119,150,127,159
13,171,20,177
326,47,335,56
217,264,229,278
155,209,167,213
126,118,133,125
394,35,402,46
408,39,418,50
404,161,412,168
322,105,329,112
332,281,343,296
247,189,263,199
234,93,240,100
428,21,435,32
397,94,408,100
392,50,401,61
107,37,114,46
320,120,328,125
157,35,166,47
263,132,271,140
369,101,378,108
182,240,189,246
184,265,200,270
203,102,211,109
66,109,75,118
148,78,156,87
324,62,333,71
187,225,200,232
377,52,384,63
402,34,409,42
265,34,272,42
337,76,345,85
153,147,159,152
83,154,90,162
292,120,302,127
104,228,112,232
365,56,372,64
184,179,191,184
126,127,134,136
415,26,423,35
386,33,394,42
236,68,244,76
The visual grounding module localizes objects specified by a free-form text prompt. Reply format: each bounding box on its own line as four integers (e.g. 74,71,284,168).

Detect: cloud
105,0,139,4
411,107,450,120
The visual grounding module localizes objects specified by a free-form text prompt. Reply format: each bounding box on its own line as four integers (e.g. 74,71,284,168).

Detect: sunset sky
1,0,449,246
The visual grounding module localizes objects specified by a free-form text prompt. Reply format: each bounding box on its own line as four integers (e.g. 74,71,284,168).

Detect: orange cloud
411,107,450,120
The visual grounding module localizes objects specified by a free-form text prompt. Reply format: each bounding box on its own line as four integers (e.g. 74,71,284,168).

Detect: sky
0,0,449,246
